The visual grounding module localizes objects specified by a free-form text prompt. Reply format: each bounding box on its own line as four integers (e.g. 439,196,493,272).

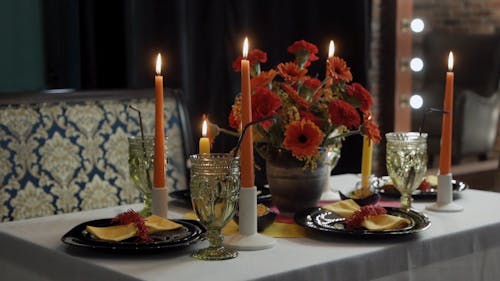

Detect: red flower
362,113,381,144
232,49,268,72
252,87,281,128
287,40,319,67
300,110,322,128
303,78,322,90
248,49,267,64
277,62,308,82
281,83,309,109
251,70,277,90
328,100,360,129
283,119,324,159
347,83,373,113
326,56,353,83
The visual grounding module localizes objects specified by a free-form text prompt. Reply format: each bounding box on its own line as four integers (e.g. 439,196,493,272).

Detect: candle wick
129,105,153,189
419,107,448,135
233,115,277,157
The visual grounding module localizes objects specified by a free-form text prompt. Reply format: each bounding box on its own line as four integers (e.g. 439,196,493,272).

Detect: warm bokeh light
448,51,454,71
410,18,425,33
328,40,335,58
156,53,162,75
243,37,249,58
202,119,208,137
410,94,424,109
410,57,424,72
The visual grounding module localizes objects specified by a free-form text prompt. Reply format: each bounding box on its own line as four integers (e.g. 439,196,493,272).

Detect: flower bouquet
228,40,381,169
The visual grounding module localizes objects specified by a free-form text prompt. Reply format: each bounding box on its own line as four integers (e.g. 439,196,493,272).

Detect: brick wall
414,0,500,157
414,0,500,34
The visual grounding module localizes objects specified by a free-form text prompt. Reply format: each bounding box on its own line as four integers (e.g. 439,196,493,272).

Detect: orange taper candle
154,53,166,188
240,37,254,188
439,52,454,175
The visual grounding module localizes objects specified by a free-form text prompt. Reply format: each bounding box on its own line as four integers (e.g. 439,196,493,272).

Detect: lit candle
199,118,210,154
326,40,335,86
154,53,166,188
328,40,335,59
240,37,254,188
439,52,454,175
360,135,373,189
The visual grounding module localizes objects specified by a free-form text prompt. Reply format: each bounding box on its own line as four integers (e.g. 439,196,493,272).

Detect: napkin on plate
323,199,411,231
86,215,182,242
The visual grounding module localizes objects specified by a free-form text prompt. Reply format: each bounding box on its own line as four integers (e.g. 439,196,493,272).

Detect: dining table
1,174,500,281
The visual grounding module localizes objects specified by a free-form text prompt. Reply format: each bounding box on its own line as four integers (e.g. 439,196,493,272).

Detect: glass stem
400,193,412,210
206,229,223,248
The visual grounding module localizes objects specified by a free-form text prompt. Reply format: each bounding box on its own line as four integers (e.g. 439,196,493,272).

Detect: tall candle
199,118,210,154
325,40,335,86
439,52,454,175
328,40,335,59
240,37,254,188
154,53,166,188
360,135,373,188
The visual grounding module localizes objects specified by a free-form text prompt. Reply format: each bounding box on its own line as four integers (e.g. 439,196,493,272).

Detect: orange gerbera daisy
251,70,277,90
284,119,324,159
326,56,353,83
277,62,308,82
281,83,309,109
362,113,381,143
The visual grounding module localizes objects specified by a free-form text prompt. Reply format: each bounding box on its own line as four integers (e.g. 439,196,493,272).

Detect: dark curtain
44,0,371,174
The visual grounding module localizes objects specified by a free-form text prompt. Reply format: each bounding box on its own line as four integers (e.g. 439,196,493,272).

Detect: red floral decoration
251,87,282,128
345,205,387,230
277,62,309,82
283,119,324,159
362,113,381,143
251,70,277,90
112,210,152,243
287,40,320,67
326,56,353,83
328,100,361,129
303,78,322,90
347,83,373,113
232,49,268,72
227,40,380,166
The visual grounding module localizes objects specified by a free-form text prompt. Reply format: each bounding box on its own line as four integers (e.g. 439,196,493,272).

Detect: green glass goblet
190,153,240,260
128,135,167,216
386,132,428,210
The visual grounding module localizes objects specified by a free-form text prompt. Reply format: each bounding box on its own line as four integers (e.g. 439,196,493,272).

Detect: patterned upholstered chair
0,89,193,221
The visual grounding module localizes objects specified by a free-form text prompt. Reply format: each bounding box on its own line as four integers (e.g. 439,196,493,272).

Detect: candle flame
243,37,249,58
448,51,454,71
328,40,335,58
156,53,162,75
202,119,208,137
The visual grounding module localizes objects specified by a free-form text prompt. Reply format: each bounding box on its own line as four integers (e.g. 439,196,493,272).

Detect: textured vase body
266,148,339,214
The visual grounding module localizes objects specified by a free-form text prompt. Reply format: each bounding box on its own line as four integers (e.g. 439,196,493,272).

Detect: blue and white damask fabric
0,97,187,221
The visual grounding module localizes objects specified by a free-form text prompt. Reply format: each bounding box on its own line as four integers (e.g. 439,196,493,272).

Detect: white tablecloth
1,174,500,281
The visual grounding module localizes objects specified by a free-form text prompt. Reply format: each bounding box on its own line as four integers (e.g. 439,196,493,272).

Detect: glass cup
189,153,240,260
386,132,428,210
128,136,167,216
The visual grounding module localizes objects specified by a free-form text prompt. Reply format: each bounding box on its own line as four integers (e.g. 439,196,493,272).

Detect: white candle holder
426,173,463,212
152,186,169,218
224,186,276,250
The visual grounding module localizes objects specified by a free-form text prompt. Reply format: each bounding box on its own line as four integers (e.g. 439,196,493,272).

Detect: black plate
375,176,469,199
294,207,430,237
61,219,205,253
170,187,272,206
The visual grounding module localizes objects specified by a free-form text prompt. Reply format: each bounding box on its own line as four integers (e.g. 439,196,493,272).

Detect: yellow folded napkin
85,215,182,242
323,199,411,231
183,211,306,238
